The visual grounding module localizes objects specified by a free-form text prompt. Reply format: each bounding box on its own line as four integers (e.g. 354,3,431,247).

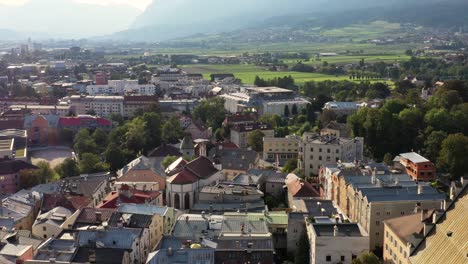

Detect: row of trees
348,80,468,180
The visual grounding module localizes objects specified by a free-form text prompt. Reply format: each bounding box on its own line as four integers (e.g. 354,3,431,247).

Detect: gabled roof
185,156,219,179
75,208,115,225
285,174,320,198
118,156,162,178
97,189,161,209
108,212,153,228
148,144,182,158
167,170,199,185
77,228,138,250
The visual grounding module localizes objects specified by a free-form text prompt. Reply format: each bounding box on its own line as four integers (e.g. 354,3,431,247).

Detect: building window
43,226,47,231
352,255,357,260
386,212,391,215
336,149,339,154
386,231,388,238
376,211,380,216
327,149,331,153
376,232,380,236
319,156,322,161
43,235,47,239
341,256,345,262
319,148,322,153
326,256,331,262
385,244,388,250
376,221,380,226
401,212,405,215
399,246,402,253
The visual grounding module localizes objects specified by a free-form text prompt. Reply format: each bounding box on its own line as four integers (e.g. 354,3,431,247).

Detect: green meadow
181,64,392,85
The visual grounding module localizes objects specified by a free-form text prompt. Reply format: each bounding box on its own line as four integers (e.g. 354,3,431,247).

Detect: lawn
181,63,392,85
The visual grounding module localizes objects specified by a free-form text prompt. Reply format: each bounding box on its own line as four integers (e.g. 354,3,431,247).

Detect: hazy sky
0,0,152,10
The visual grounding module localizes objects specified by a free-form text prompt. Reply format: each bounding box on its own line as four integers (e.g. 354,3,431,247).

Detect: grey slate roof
216,238,274,251
77,228,138,250
221,216,269,234
147,248,215,264
210,148,258,171
108,212,153,228
360,186,445,202
117,204,169,216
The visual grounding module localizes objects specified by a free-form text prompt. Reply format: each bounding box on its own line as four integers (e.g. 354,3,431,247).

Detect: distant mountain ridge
0,0,140,38
110,0,466,42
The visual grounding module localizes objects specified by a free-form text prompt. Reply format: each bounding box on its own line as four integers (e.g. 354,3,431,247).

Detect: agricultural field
181,63,392,85
283,54,411,67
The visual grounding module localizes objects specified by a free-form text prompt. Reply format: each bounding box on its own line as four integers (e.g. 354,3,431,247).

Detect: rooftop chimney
333,225,339,237
95,212,102,223
417,185,423,195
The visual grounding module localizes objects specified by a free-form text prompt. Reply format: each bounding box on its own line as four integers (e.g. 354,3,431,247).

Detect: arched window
174,193,180,209
184,193,191,210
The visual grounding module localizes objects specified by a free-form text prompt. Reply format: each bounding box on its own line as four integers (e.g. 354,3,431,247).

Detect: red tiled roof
97,190,161,209
167,170,199,185
67,196,92,210
185,156,219,179
117,172,163,183
214,142,239,149
96,118,112,126
287,177,320,198
59,117,112,126
42,193,77,212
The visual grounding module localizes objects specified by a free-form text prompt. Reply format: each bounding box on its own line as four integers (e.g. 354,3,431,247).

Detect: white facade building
87,80,156,96
63,95,124,117
307,223,369,264
32,206,72,240
298,133,364,176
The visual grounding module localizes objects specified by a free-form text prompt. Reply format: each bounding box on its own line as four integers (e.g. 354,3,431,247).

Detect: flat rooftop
0,139,13,151
245,87,293,94
313,223,365,237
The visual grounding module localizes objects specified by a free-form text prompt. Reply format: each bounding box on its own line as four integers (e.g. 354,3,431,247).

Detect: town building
409,180,467,264
332,172,446,251
209,146,259,180
123,96,159,118
222,86,309,117
230,123,274,148
320,121,351,138
323,101,360,116
86,80,156,96
63,95,125,117
0,129,28,162
97,185,162,209
24,115,60,146
9,105,71,117
298,133,364,176
117,156,166,191
58,115,112,132
307,223,369,264
32,206,72,240
383,209,437,264
165,156,224,210
285,174,320,207
263,135,300,166
0,190,43,231
287,199,338,254
117,204,176,247
394,152,436,182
